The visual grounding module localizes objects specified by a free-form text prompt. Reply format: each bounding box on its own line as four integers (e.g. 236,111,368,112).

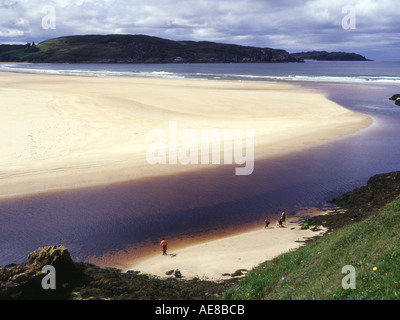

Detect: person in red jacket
160,238,168,255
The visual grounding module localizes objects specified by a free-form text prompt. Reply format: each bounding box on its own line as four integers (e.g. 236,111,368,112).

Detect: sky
0,0,398,60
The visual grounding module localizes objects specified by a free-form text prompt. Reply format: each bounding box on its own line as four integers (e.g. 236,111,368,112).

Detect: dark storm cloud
0,0,398,59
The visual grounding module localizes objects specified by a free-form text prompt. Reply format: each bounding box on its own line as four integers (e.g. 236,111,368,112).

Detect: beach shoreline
128,209,329,280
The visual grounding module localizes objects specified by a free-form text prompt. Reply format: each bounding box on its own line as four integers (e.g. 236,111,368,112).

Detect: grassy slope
222,195,400,300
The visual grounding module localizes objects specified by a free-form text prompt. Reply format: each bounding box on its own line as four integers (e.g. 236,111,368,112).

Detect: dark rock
389,94,400,106
0,268,11,282
11,273,28,283
230,269,248,277
0,245,86,300
389,94,400,101
28,245,73,268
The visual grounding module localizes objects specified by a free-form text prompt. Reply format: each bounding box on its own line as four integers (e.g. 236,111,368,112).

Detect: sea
1,60,400,83
1,60,400,267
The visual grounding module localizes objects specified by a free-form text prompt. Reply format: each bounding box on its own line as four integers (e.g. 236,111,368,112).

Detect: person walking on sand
264,219,270,229
281,210,286,225
160,238,168,255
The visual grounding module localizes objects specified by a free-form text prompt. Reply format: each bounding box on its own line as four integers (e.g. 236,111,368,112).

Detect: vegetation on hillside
0,34,300,63
291,50,371,61
222,194,400,300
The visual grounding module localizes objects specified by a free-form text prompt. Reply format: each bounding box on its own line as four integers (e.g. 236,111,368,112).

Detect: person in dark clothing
281,210,286,224
174,269,182,278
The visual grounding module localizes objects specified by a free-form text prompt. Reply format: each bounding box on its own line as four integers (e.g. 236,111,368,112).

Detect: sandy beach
0,72,371,199
130,213,328,280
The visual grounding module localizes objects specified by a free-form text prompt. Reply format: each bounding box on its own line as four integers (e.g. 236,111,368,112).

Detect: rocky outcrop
389,94,400,106
0,245,85,300
0,246,238,300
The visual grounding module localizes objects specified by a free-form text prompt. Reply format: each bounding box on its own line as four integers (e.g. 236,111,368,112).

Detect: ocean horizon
1,60,400,84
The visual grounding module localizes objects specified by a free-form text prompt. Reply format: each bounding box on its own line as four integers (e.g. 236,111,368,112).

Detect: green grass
222,195,400,300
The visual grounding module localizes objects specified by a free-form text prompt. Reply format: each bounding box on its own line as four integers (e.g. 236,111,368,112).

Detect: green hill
222,178,400,300
0,34,300,63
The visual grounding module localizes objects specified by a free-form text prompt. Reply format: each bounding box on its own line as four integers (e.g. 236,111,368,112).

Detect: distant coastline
0,34,370,64
291,50,372,61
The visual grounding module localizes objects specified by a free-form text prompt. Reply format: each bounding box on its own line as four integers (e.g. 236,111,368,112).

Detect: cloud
0,0,398,59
